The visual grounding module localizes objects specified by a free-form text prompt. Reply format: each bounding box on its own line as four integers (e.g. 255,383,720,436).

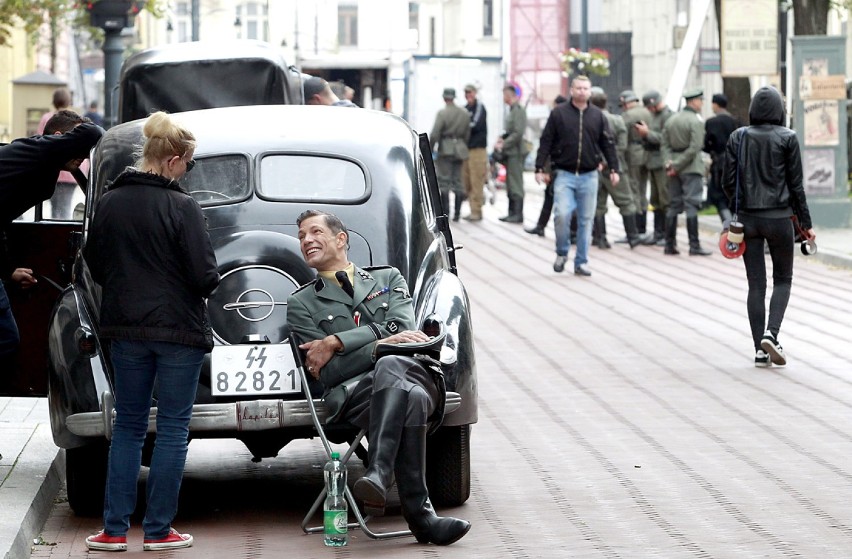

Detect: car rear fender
414,268,478,426
48,287,111,449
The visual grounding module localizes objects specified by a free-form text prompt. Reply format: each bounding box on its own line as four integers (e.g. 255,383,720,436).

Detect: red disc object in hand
719,231,746,259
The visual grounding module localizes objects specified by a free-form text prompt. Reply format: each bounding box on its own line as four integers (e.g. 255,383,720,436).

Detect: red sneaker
86,530,128,552
142,528,193,551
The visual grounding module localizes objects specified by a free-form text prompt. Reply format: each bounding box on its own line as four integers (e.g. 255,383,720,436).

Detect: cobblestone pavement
20,193,852,558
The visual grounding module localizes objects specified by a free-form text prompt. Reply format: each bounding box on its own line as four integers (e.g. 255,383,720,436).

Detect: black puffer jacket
84,169,220,350
722,86,812,228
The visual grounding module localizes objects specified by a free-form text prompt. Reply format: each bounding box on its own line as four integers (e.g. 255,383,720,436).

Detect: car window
258,154,366,200
181,154,250,206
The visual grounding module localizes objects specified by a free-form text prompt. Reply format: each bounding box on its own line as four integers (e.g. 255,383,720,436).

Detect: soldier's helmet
642,90,661,107
619,90,639,106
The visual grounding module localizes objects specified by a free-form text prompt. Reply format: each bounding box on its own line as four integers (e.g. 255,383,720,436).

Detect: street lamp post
87,0,140,128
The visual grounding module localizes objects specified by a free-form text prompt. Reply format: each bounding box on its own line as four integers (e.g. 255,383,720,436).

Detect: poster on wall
803,149,835,195
802,58,829,76
803,100,839,146
721,0,778,76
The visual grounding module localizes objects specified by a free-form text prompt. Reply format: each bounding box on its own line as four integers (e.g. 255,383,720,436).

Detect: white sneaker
754,349,771,368
760,331,786,366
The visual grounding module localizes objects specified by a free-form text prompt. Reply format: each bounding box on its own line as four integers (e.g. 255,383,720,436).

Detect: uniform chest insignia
366,286,390,301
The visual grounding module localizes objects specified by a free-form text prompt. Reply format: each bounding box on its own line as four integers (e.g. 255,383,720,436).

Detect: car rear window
258,154,366,201
182,155,250,206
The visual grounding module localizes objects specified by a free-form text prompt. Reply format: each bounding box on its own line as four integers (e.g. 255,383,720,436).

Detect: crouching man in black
286,210,470,546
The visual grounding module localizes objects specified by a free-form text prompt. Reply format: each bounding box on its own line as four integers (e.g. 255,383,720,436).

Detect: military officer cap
642,90,661,107
619,90,639,105
464,84,477,93
442,87,456,99
683,87,704,100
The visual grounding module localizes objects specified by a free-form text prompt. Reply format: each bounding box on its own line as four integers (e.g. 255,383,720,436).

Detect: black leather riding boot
396,426,471,546
687,216,712,256
352,389,408,514
622,213,641,249
653,211,666,243
636,211,647,234
453,194,463,222
593,216,610,248
664,215,680,255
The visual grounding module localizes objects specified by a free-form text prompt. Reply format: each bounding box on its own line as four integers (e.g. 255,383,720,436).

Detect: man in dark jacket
535,75,620,276
703,93,738,224
461,84,488,221
0,110,103,369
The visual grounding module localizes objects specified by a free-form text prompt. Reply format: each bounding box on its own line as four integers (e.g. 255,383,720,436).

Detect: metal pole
580,0,588,51
779,4,789,97
102,28,123,129
192,0,200,41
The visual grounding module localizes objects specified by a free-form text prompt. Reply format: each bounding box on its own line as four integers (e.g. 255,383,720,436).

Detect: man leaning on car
0,109,103,371
286,209,470,546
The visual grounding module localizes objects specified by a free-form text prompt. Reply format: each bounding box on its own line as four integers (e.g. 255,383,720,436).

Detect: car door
0,186,85,396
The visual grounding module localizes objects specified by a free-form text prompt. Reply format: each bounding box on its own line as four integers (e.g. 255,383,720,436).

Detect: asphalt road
29,206,852,558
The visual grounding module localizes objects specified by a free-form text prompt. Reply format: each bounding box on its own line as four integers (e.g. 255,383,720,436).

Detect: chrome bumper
65,392,461,439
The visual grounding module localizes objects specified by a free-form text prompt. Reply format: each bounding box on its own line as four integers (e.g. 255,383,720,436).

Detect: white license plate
211,344,300,396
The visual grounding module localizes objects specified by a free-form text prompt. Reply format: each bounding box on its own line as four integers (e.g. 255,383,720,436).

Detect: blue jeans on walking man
103,339,205,540
553,170,599,268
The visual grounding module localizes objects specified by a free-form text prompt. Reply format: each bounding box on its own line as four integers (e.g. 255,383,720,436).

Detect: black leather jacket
722,87,812,228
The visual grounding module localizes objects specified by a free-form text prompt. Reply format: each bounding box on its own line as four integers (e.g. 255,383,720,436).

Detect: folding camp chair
292,326,462,540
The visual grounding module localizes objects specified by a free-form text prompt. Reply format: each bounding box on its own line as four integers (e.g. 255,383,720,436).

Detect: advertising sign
721,0,778,76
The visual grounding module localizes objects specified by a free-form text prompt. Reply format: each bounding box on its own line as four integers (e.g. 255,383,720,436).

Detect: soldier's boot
453,194,463,222
653,211,667,246
637,211,648,235
622,213,644,249
499,197,516,221
593,216,611,248
396,426,471,545
352,388,408,516
687,216,712,256
440,190,450,219
664,215,680,255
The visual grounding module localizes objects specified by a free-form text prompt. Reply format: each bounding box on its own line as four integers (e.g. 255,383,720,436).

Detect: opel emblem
223,289,287,322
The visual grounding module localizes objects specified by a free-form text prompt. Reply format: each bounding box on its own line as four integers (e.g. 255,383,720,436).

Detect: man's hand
609,170,620,187
300,335,343,379
11,268,37,289
535,171,550,184
381,330,430,345
634,121,649,138
62,158,84,173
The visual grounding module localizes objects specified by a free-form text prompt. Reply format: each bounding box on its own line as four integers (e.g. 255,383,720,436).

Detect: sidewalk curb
0,425,64,559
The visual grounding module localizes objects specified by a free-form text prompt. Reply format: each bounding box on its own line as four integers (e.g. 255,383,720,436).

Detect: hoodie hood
748,86,785,126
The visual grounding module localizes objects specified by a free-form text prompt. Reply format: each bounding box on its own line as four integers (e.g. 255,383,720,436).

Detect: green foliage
0,0,165,47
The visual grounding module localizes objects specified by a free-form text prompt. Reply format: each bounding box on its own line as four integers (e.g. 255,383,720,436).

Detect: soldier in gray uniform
661,88,712,256
589,87,646,248
430,88,471,222
619,90,654,238
499,83,528,223
286,210,470,546
637,90,674,245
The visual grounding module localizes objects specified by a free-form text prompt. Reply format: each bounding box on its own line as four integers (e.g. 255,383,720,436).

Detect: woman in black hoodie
723,86,815,368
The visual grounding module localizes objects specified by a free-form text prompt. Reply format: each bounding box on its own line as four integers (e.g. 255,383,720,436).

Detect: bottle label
324,510,348,535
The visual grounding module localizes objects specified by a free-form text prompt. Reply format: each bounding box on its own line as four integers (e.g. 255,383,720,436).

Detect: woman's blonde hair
138,111,196,170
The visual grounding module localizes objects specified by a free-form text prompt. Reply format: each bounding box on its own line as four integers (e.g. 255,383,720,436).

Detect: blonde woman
84,112,219,552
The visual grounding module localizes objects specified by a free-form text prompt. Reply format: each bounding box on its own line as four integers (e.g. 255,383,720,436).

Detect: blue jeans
553,170,599,266
0,282,20,360
104,340,204,540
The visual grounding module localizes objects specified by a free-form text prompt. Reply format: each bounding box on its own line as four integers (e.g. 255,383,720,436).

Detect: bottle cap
331,452,340,460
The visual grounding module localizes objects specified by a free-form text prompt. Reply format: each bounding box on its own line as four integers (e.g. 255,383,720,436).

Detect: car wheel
425,424,471,507
66,440,108,517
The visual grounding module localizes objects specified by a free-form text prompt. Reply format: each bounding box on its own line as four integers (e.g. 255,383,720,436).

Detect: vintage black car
5,105,476,516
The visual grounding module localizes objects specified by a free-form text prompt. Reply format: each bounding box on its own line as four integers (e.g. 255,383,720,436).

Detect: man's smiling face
298,215,348,272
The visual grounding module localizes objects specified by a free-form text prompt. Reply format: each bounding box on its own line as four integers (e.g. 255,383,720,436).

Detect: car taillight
75,327,98,358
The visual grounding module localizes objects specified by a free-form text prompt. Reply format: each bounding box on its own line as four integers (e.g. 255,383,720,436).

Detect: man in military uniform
431,88,471,222
499,83,528,223
589,87,646,248
619,90,654,239
286,210,470,546
661,88,712,256
637,90,675,245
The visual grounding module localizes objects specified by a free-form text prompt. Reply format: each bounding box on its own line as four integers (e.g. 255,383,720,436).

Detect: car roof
120,40,289,75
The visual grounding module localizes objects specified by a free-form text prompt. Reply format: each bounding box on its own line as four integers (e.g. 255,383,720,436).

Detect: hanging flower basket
560,47,611,77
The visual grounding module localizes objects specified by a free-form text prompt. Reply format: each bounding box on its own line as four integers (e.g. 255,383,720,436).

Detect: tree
792,0,830,35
